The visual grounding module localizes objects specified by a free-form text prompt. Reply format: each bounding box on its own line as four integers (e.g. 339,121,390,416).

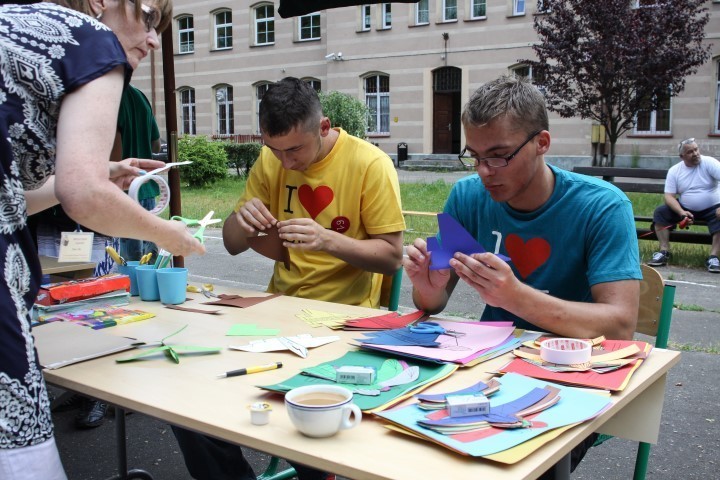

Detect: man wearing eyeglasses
405,75,642,474
647,138,720,273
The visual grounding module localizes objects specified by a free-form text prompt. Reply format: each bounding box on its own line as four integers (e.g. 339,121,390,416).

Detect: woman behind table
0,1,205,479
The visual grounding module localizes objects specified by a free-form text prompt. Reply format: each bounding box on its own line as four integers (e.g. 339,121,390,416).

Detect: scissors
139,252,153,265
409,321,464,337
171,211,222,244
106,246,126,266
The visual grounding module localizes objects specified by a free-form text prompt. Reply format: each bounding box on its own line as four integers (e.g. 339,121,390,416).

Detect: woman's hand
109,158,166,190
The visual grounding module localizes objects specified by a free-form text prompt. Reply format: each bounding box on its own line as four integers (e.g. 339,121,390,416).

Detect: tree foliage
178,135,228,187
319,90,369,139
222,141,263,177
521,0,711,165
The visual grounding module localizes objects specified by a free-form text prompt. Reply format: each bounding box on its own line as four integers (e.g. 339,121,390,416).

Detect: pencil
217,361,283,378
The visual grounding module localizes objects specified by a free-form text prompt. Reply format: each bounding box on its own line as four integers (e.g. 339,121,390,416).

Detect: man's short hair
259,77,323,137
678,138,696,155
461,75,549,135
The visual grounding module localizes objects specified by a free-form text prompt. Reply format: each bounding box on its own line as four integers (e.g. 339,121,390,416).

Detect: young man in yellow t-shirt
172,77,405,480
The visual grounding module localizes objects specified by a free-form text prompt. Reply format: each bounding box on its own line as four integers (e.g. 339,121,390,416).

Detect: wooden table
42,287,681,480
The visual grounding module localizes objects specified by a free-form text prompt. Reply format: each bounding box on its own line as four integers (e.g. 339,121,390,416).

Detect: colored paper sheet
247,226,290,269
228,334,339,355
500,340,652,391
360,321,515,364
296,309,357,329
202,293,281,308
257,350,457,412
428,213,511,270
343,310,427,330
375,372,611,458
226,324,280,336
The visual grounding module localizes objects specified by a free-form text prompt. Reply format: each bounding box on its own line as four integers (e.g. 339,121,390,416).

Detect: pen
217,361,283,378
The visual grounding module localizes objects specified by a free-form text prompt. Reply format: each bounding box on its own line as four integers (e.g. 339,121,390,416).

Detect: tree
319,90,369,139
520,0,711,166
178,135,228,187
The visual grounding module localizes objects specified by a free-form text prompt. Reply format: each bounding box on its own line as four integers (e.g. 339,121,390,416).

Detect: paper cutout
343,310,427,331
357,329,442,347
247,226,290,269
296,309,358,329
165,304,221,315
115,325,221,364
428,213,510,270
226,324,281,336
202,293,281,308
228,333,339,357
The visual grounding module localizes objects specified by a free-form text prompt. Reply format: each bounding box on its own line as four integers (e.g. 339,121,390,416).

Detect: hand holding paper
428,214,510,270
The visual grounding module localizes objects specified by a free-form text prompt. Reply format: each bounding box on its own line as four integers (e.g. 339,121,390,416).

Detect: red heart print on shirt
505,234,551,279
298,185,334,219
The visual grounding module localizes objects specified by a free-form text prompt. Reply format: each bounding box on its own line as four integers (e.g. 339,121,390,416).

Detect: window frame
215,85,234,136
634,87,673,135
470,0,487,19
365,74,390,135
380,3,392,29
714,59,720,134
513,0,525,16
443,0,458,22
179,88,196,135
298,12,321,41
214,10,233,50
255,82,271,133
177,15,194,54
360,5,372,31
415,0,429,25
254,4,275,46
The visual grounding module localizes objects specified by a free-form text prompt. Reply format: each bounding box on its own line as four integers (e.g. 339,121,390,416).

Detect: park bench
572,166,711,245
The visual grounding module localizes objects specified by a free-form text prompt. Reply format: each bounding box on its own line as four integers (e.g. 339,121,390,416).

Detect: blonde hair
49,0,173,33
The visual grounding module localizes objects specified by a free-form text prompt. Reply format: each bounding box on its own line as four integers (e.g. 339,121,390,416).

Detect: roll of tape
539,338,592,365
127,161,192,216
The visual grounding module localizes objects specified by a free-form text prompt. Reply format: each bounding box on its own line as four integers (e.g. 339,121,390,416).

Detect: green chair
593,264,675,480
258,267,404,480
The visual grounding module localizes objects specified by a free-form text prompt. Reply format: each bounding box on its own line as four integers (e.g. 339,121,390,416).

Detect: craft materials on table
38,305,154,330
218,361,283,378
258,350,457,413
32,289,131,322
202,293,282,309
226,324,281,336
342,310,427,331
229,334,339,358
427,213,511,270
296,309,359,329
127,161,192,215
375,372,611,462
36,274,130,306
171,210,221,244
115,324,221,364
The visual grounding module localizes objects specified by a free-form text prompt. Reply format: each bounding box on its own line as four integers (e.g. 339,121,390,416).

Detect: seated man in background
647,138,720,273
172,77,405,480
404,75,642,475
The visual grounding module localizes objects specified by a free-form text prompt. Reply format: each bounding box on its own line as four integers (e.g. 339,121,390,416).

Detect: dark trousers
171,426,329,480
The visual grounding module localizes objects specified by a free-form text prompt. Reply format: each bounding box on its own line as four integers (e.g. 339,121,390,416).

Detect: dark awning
278,1,417,18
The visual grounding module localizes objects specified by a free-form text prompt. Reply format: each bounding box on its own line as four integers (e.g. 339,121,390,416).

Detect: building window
635,88,672,135
255,4,275,45
513,0,525,15
298,12,320,41
381,3,392,29
715,60,720,134
179,88,196,135
361,5,371,31
216,86,234,135
416,0,429,25
214,10,232,50
256,83,270,133
510,64,532,80
177,16,194,53
304,78,321,92
471,0,487,19
365,75,390,134
443,0,457,21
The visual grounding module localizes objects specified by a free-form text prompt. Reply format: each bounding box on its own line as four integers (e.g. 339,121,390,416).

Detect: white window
304,78,321,92
177,16,194,53
298,13,320,41
256,83,270,133
381,3,392,29
635,88,672,135
361,5,371,31
471,0,487,19
214,10,232,49
443,0,457,21
179,88,196,135
715,60,720,134
513,0,525,15
365,74,390,134
255,4,275,45
511,64,532,80
416,0,429,25
216,86,234,135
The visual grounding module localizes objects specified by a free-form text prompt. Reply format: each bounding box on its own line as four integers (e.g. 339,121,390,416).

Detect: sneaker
647,250,671,267
75,398,108,428
707,256,720,273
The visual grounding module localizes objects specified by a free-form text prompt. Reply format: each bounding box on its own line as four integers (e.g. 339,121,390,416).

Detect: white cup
284,385,362,438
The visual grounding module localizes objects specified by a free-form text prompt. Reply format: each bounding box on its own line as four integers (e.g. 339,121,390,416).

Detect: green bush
178,135,228,187
223,142,263,177
319,90,369,139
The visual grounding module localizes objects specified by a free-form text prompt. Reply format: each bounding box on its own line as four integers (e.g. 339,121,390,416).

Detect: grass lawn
177,177,710,270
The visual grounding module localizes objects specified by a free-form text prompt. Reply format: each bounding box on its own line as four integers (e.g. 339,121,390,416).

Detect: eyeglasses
458,130,541,169
129,0,160,32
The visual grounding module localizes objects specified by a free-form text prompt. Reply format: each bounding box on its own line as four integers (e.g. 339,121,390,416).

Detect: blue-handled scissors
409,321,464,337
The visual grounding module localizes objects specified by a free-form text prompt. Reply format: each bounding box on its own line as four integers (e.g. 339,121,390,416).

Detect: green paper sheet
258,350,457,412
226,324,281,336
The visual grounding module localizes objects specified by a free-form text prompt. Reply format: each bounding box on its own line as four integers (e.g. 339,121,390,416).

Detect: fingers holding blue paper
428,213,511,270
